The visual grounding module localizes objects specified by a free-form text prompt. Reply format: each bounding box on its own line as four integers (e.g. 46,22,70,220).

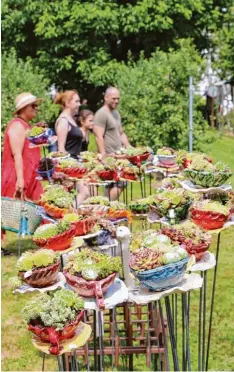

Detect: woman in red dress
1,92,43,201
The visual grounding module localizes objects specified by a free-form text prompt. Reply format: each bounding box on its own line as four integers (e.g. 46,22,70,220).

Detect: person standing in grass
93,87,131,200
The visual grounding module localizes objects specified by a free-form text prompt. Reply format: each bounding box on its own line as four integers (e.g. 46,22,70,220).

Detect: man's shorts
105,181,128,189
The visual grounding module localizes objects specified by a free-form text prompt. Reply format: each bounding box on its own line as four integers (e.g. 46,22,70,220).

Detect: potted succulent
107,201,132,222
128,196,154,215
26,126,49,145
150,188,198,223
162,221,212,260
40,185,74,218
63,248,121,310
63,213,95,236
79,196,110,216
157,147,176,167
56,159,88,179
21,289,84,355
15,249,60,287
190,200,230,230
183,155,232,188
126,146,152,167
48,151,70,160
129,231,189,291
33,220,76,251
120,165,142,181
80,151,98,162
161,177,182,190
37,158,55,179
95,157,118,181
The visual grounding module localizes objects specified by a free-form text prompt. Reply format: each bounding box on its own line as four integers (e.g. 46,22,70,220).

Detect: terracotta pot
43,202,70,219
33,226,76,251
18,261,60,288
72,217,95,236
127,152,150,167
28,311,84,355
96,170,118,181
63,271,117,310
190,207,229,230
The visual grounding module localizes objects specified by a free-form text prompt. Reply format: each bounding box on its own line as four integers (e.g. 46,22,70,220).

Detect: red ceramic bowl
43,202,70,219
28,311,84,355
190,207,229,230
63,271,117,310
96,170,118,181
72,217,96,236
127,152,150,167
120,170,138,181
18,261,60,288
33,225,76,251
56,167,87,179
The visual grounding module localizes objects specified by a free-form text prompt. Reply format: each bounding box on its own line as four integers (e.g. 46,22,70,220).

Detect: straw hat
13,92,43,115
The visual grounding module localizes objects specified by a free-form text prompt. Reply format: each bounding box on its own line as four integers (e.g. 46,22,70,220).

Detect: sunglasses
31,104,39,110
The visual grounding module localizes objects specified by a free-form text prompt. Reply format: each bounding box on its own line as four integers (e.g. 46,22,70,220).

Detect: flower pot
36,167,55,179
150,202,191,222
33,225,76,251
120,170,138,181
190,207,229,230
56,167,87,179
72,217,96,236
183,169,232,188
78,205,109,217
108,209,132,222
131,258,189,291
18,261,60,288
127,152,150,167
43,202,71,219
28,311,84,355
157,154,176,167
96,170,118,181
63,271,117,310
129,204,149,214
28,130,49,145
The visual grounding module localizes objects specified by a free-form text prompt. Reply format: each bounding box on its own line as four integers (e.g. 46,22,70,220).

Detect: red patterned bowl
28,311,84,355
161,227,211,261
78,205,109,217
120,170,138,181
18,261,60,288
33,226,76,251
72,217,96,236
56,166,87,179
108,209,132,222
190,207,230,230
96,170,118,181
43,202,71,219
63,271,117,310
127,152,150,167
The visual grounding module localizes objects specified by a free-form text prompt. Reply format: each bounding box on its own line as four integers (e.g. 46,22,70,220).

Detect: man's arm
93,125,106,156
120,125,131,147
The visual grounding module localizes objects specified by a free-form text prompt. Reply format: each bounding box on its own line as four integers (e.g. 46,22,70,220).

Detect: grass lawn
1,134,234,371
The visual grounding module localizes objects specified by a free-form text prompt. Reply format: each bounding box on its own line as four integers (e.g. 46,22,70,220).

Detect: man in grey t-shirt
93,87,130,200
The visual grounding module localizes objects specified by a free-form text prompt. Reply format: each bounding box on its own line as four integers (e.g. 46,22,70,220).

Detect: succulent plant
64,248,121,280
157,147,175,155
38,158,54,171
27,126,45,137
33,220,71,239
16,249,58,271
83,196,110,206
41,185,74,208
63,213,82,223
21,289,84,330
129,248,164,271
109,201,126,210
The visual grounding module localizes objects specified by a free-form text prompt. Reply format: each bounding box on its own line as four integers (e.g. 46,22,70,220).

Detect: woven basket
1,197,42,234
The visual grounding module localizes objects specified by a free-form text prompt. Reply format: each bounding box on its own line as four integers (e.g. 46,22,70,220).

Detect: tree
1,49,58,136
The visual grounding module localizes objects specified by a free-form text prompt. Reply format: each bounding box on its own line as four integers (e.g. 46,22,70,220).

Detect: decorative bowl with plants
95,157,118,181
162,221,212,260
107,201,132,221
63,248,121,310
79,196,110,216
27,126,50,145
161,177,182,190
183,155,232,187
56,159,88,179
120,166,142,181
63,213,95,236
125,146,152,167
15,249,60,288
128,196,154,214
37,158,55,179
150,188,198,223
190,200,230,230
48,151,70,160
157,147,176,166
129,231,189,291
22,289,84,355
40,185,74,218
33,220,76,251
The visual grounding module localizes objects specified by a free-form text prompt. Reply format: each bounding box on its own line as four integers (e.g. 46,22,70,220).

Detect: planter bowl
120,170,138,181
56,166,88,179
78,204,109,217
36,167,55,179
33,225,76,251
28,130,49,145
72,217,96,236
127,152,150,167
183,169,232,188
150,202,191,222
43,202,71,219
63,271,116,310
28,311,84,355
108,209,132,222
18,261,60,288
190,207,229,230
96,170,118,181
157,154,176,166
131,258,189,291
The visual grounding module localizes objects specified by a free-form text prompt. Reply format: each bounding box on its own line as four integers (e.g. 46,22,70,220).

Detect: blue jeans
47,129,58,152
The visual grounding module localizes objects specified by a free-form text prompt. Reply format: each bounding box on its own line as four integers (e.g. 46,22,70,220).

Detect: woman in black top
54,90,89,204
76,109,94,152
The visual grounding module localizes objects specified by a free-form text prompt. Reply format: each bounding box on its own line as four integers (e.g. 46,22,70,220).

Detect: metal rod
183,293,191,371
165,297,180,371
158,300,170,371
182,293,186,370
42,353,46,371
93,310,97,371
98,311,104,371
198,271,203,371
202,271,207,371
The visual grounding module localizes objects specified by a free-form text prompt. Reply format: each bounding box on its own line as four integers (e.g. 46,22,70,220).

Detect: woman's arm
8,122,26,192
55,118,69,152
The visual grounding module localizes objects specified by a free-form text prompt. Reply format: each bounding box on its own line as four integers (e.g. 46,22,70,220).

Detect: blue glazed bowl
36,167,55,179
131,257,189,291
28,129,50,145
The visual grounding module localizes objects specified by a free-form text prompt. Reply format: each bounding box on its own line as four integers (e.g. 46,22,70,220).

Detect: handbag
1,197,42,235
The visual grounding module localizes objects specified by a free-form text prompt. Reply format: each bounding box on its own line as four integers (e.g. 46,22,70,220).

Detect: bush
1,49,59,138
112,41,208,151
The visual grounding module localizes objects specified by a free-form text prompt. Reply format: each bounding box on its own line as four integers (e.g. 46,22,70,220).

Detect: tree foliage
1,49,58,135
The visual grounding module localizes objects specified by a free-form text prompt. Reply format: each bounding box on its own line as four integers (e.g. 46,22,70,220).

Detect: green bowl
183,169,232,188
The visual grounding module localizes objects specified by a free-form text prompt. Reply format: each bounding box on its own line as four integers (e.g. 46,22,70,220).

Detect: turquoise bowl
131,257,189,291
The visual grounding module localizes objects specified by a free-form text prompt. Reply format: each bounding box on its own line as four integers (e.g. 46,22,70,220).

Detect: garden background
2,0,234,370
